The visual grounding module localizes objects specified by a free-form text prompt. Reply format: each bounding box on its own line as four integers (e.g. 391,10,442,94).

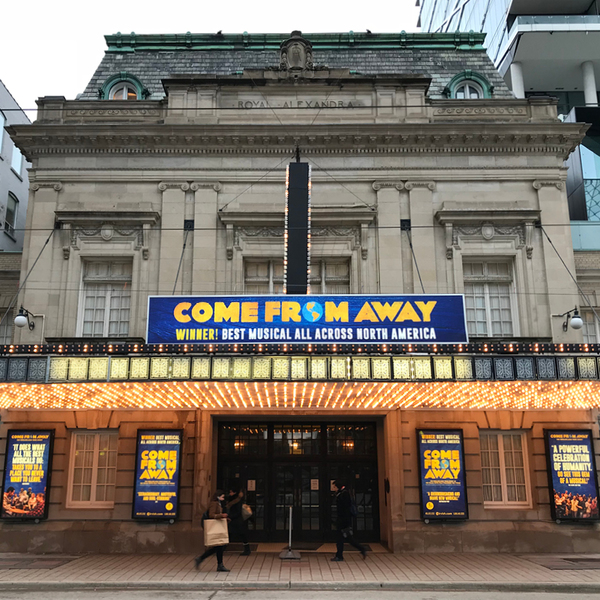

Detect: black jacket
335,487,353,529
226,492,244,522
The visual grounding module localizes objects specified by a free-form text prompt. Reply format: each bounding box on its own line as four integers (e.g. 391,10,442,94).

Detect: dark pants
198,544,225,564
335,527,365,558
229,518,249,545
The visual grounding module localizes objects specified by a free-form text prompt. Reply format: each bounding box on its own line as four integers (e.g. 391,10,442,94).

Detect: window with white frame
109,82,138,100
480,431,530,508
80,260,132,337
10,145,22,176
244,258,350,294
463,260,516,338
67,431,118,508
5,193,18,236
582,311,600,344
455,81,483,99
0,313,13,344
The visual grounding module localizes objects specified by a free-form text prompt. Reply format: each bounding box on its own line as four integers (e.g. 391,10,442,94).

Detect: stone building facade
1,31,600,554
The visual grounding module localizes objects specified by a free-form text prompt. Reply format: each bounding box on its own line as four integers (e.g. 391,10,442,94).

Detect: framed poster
545,430,600,522
1,430,54,520
417,429,468,520
132,430,183,520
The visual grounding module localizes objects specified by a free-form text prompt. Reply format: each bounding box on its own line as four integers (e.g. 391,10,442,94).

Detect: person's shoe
241,544,251,556
217,564,230,572
361,549,368,560
194,556,204,570
331,556,344,561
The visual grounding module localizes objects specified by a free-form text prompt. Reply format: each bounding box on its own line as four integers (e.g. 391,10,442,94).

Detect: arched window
445,71,493,100
455,81,484,100
109,82,138,100
99,73,148,101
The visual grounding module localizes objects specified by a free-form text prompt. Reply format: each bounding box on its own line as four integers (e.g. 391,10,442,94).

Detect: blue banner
546,430,599,521
133,430,182,520
417,429,468,520
1,430,53,520
146,294,467,345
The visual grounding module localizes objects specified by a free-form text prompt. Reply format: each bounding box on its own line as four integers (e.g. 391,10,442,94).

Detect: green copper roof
105,31,487,53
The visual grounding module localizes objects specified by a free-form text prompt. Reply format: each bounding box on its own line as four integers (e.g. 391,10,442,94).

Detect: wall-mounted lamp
14,307,35,330
553,307,583,332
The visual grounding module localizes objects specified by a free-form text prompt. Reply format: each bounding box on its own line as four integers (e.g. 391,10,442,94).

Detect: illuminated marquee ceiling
0,380,598,411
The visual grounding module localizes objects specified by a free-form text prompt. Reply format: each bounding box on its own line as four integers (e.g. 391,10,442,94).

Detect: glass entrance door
217,421,379,543
274,464,321,541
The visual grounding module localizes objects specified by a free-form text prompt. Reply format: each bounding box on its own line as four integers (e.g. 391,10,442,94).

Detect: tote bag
203,519,229,547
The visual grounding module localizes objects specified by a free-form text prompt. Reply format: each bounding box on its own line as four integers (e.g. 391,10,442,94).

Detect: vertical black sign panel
1,430,54,520
545,429,600,522
285,162,310,295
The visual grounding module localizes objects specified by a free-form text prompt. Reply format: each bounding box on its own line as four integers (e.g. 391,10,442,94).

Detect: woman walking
194,490,230,572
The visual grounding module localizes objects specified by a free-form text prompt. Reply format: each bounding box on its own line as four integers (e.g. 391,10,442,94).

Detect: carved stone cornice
9,122,588,159
405,181,436,191
31,182,63,192
533,180,564,191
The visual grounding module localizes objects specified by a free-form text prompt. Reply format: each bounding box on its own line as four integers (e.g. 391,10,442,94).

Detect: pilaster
373,182,404,293
157,182,188,295
191,182,221,295
534,180,581,342
406,181,438,293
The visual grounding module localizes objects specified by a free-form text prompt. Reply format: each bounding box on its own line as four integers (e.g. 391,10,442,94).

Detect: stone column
534,180,581,342
510,62,525,99
582,61,598,107
191,182,221,294
157,182,188,295
374,182,404,293
406,181,437,293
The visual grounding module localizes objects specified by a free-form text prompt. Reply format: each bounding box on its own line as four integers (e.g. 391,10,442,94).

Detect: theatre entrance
217,422,380,543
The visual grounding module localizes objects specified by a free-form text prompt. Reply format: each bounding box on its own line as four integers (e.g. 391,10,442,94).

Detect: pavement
2,549,600,592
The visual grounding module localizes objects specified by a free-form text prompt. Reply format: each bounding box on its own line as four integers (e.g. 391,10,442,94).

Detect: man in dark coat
331,480,367,561
227,484,251,556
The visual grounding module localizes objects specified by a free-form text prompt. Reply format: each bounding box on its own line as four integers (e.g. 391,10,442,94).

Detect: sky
1,0,420,119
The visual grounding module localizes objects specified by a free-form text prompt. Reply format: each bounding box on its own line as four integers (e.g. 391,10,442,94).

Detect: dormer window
99,73,148,101
109,82,138,100
455,81,483,100
445,71,493,100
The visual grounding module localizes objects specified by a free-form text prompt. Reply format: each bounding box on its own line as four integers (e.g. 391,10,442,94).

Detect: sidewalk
1,550,600,592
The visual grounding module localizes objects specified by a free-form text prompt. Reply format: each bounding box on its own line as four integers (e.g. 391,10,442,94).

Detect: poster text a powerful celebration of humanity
1,431,53,520
546,430,600,521
133,430,182,519
417,429,468,520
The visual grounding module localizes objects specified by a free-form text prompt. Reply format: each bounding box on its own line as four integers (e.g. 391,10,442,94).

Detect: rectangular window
464,260,515,337
583,311,599,344
480,431,530,508
244,258,350,294
10,145,22,176
244,259,284,294
0,112,4,152
5,194,18,236
80,260,132,337
67,431,118,508
0,313,12,344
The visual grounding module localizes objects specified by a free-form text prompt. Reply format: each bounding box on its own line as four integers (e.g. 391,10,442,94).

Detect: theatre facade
2,31,600,554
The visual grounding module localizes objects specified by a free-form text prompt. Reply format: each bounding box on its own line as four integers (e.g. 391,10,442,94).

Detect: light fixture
14,307,35,330
553,307,584,332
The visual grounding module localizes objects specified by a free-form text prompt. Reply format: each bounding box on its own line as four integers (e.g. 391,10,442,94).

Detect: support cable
172,228,191,295
539,223,600,325
0,227,57,329
402,222,426,294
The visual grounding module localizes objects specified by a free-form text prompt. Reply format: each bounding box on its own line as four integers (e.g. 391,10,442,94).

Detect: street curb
1,580,600,593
